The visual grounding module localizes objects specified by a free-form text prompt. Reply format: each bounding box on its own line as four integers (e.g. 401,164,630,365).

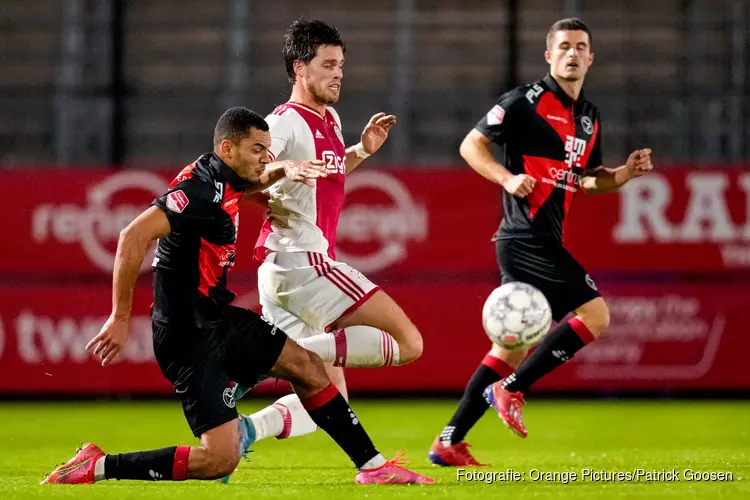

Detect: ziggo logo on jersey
322,150,346,175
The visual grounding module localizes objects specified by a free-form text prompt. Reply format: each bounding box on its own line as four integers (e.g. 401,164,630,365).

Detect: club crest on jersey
486,105,505,126
333,124,344,144
166,190,189,213
581,116,594,135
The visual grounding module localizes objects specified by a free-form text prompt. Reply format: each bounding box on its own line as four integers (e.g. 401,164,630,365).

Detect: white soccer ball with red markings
482,282,552,350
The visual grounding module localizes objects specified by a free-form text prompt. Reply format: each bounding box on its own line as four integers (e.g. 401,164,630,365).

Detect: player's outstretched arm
345,113,396,174
460,129,536,198
244,159,327,194
86,206,170,366
579,148,653,194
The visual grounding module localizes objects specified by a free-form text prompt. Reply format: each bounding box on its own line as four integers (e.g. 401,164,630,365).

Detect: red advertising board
0,169,500,280
0,281,748,394
534,282,750,390
0,170,266,279
1,167,749,394
2,168,749,279
567,169,750,272
0,284,169,393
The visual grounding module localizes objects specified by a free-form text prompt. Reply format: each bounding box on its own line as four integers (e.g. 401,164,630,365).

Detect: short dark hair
546,18,592,49
213,107,268,146
283,18,346,84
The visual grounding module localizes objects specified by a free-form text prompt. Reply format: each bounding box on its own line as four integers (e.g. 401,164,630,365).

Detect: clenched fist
502,174,537,198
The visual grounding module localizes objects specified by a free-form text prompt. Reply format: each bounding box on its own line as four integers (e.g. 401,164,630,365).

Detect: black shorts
495,238,601,323
152,305,287,437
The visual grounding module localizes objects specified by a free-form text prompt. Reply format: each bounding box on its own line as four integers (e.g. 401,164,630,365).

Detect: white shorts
258,251,380,340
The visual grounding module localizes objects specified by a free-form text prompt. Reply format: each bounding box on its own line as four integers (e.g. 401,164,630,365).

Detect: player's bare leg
333,290,423,363
429,344,527,467
325,364,349,400
572,297,610,337
294,290,423,368
486,297,609,437
489,343,529,368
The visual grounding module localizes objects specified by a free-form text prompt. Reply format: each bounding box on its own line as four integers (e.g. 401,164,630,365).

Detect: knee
204,448,240,479
581,303,610,337
289,350,330,395
397,329,424,364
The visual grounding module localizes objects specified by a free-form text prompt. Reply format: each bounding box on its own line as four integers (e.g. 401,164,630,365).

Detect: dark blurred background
3,0,748,167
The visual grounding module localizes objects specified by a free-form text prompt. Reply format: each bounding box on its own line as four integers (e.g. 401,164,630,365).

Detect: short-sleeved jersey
475,74,602,246
151,153,245,323
254,102,347,261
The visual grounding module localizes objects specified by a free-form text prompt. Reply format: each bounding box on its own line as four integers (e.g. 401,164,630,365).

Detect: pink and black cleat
356,451,435,485
428,438,489,467
41,443,105,484
483,382,528,438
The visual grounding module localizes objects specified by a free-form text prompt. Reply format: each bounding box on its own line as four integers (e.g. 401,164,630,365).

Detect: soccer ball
482,282,552,350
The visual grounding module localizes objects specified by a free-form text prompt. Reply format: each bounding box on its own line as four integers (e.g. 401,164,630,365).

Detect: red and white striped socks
296,326,401,367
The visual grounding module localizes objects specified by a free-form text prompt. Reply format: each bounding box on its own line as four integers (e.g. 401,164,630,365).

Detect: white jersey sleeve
265,112,297,161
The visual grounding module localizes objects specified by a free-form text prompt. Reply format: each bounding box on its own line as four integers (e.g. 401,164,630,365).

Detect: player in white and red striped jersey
226,19,431,482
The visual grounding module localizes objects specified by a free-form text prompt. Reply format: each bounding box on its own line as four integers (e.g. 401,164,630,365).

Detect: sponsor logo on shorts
260,315,278,335
223,387,236,408
585,274,598,291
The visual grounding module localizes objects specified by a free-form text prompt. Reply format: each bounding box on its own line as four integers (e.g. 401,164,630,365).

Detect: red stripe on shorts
325,272,359,302
330,271,363,300
307,252,321,277
331,267,365,297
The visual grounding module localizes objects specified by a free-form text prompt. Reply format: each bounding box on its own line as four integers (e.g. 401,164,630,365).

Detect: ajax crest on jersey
482,282,552,350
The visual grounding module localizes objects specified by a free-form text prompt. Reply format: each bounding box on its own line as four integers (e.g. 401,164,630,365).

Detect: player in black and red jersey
429,18,653,466
42,107,433,486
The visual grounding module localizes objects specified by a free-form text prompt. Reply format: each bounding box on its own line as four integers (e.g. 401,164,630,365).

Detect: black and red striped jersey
151,153,245,323
475,73,602,246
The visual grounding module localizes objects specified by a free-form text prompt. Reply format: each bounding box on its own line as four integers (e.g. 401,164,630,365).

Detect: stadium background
1,0,749,398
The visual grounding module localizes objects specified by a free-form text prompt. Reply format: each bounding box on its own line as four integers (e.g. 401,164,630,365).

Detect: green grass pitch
1,399,748,499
